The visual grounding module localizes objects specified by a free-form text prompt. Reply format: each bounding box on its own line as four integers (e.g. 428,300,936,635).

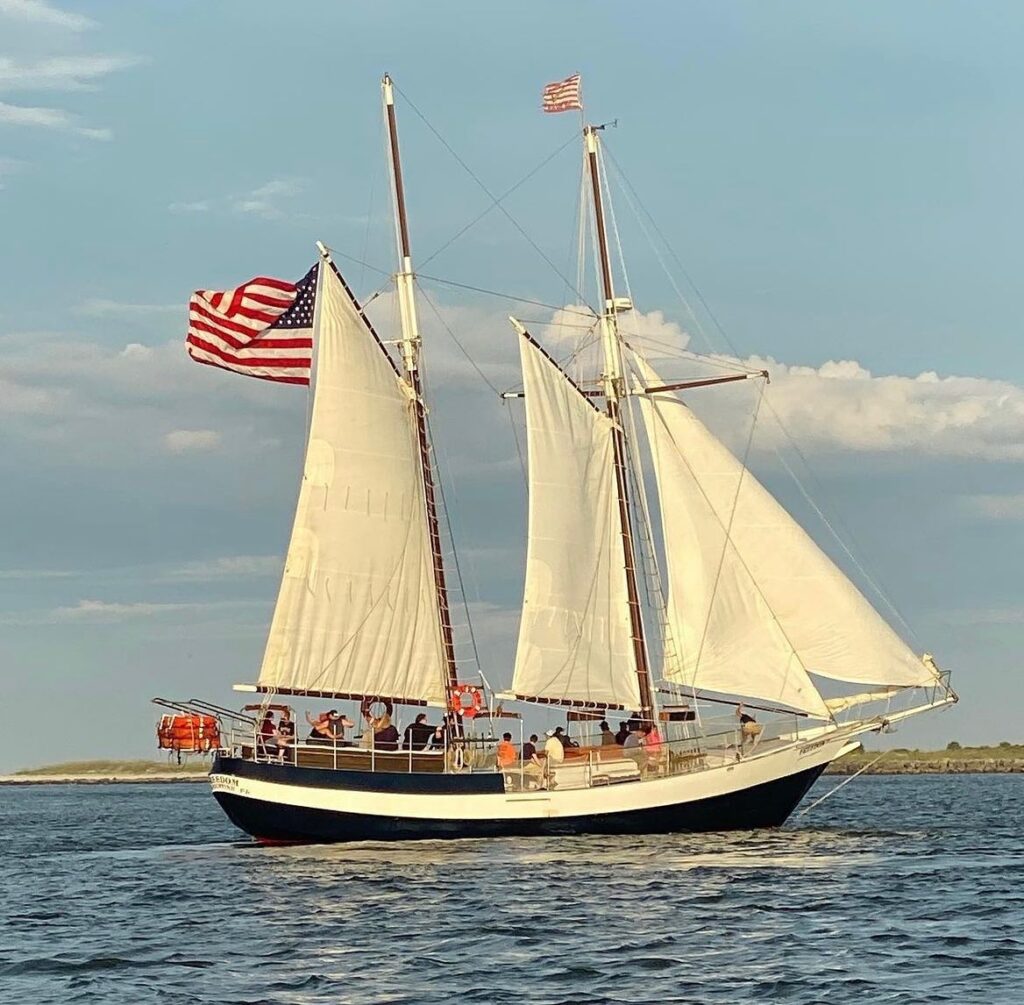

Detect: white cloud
164,555,282,580
78,299,182,319
164,429,221,454
231,178,304,219
0,568,73,579
0,99,109,138
963,493,1024,520
0,54,139,92
53,599,192,621
168,200,211,214
38,598,266,624
172,179,306,220
0,0,94,31
736,357,1024,461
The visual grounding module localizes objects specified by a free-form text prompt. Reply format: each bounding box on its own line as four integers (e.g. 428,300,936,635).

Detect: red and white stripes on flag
185,264,317,385
542,73,582,113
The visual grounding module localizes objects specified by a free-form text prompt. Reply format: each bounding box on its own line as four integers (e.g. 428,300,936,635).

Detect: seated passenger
372,714,400,751
403,712,435,751
496,732,518,769
623,726,646,772
274,709,296,760
522,734,539,760
614,720,630,745
305,710,334,742
552,726,578,750
642,724,666,775
599,720,616,745
258,710,277,757
326,710,354,745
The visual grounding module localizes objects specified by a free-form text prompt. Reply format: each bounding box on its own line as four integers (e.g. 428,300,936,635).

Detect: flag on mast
542,73,582,113
185,263,318,385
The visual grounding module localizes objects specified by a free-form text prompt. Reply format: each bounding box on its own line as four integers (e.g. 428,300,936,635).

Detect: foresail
511,334,642,709
257,262,447,704
634,355,937,716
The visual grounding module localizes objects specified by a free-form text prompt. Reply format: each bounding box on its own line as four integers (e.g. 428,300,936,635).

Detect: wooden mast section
583,124,656,720
381,74,461,723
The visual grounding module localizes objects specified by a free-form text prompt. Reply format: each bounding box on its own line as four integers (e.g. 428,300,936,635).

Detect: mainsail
510,332,642,709
633,354,939,717
257,261,448,704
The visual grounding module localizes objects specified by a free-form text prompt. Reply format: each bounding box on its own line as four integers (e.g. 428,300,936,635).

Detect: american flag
542,73,582,113
185,263,318,385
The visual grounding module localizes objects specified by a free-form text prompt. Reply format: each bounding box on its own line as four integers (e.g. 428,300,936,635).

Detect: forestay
511,334,641,709
257,262,447,704
634,355,938,717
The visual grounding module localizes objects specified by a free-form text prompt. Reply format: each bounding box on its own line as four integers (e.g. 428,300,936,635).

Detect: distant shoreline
5,745,1022,785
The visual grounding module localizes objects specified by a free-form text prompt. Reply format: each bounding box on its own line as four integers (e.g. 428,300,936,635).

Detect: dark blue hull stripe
211,763,827,842
213,755,504,795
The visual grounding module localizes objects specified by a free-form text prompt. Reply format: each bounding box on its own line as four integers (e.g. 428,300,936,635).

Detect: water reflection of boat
159,74,956,843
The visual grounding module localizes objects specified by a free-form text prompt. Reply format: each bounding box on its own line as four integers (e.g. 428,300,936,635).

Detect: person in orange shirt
496,732,518,769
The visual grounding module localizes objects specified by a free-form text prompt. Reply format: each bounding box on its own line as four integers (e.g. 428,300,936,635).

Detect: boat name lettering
799,740,827,756
210,773,249,795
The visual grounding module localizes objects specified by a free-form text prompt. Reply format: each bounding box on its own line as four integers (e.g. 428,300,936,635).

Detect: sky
1,0,1022,771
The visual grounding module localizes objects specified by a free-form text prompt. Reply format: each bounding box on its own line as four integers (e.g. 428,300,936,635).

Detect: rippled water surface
1,775,1021,1004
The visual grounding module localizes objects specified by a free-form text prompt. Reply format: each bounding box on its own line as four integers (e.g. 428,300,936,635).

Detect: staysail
257,261,448,704
510,332,641,709
634,355,938,717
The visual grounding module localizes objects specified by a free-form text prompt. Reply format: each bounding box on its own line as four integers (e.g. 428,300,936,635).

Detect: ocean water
0,775,1020,1004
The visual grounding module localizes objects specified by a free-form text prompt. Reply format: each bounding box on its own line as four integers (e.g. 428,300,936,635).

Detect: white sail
257,261,447,703
634,355,938,717
511,333,641,709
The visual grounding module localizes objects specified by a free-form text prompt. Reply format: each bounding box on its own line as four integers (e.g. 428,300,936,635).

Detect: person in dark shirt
373,714,400,751
553,726,578,750
522,734,538,760
614,721,630,745
258,710,277,757
403,712,434,751
275,710,296,752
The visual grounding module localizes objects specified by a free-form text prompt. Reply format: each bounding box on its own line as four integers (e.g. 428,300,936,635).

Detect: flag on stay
542,73,582,113
185,263,318,385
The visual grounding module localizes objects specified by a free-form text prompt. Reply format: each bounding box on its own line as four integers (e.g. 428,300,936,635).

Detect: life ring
449,683,484,719
360,696,394,722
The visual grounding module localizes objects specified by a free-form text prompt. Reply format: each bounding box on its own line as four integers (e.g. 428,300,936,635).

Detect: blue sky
1,1,1022,770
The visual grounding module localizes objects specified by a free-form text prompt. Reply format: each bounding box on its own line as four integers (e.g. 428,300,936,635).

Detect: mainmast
584,124,655,719
382,73,461,717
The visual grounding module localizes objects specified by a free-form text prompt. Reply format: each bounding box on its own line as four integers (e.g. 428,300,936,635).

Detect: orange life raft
157,713,220,753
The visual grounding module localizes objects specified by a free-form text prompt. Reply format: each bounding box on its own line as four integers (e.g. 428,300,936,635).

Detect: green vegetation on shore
13,743,1024,778
13,759,211,777
827,741,1024,774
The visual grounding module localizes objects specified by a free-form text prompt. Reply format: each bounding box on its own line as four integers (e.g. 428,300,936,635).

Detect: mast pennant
185,264,317,385
542,73,582,113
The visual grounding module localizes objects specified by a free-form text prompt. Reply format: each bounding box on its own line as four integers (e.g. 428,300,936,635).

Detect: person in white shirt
541,728,565,789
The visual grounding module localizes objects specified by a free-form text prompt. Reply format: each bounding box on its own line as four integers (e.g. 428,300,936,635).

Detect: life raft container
157,713,220,753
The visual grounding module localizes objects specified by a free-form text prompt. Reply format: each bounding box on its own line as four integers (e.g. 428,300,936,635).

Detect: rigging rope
601,142,920,649
394,84,592,305
795,748,892,818
419,132,581,270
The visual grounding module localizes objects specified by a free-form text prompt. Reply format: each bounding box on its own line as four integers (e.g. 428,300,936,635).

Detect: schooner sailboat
162,74,956,842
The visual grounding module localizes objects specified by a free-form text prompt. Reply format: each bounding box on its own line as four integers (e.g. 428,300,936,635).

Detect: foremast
382,74,461,721
584,124,656,720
